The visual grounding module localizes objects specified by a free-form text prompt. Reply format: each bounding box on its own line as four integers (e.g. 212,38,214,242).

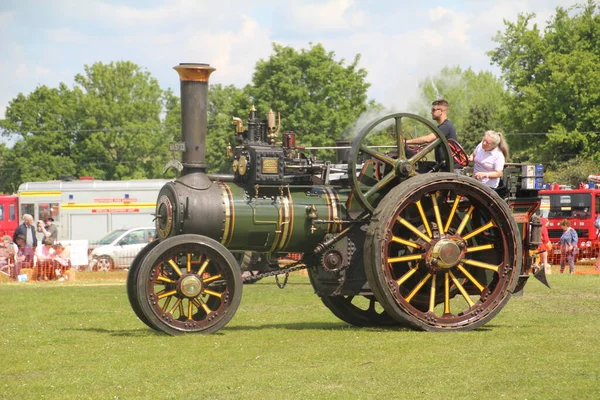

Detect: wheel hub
430,239,462,269
395,160,413,177
180,275,203,297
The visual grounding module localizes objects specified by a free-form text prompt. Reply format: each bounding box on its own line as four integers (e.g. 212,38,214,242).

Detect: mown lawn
1,272,599,399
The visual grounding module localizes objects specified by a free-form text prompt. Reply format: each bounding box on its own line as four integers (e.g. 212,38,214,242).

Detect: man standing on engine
405,99,459,168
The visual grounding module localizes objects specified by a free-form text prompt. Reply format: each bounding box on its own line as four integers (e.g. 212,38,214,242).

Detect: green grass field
1,272,599,399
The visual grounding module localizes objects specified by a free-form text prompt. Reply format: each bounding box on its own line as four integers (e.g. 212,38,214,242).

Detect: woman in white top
469,130,509,188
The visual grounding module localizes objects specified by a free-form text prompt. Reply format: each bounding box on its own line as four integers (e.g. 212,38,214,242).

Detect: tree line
0,1,598,192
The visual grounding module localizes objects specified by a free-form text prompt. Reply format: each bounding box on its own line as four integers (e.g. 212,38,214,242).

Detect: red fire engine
539,181,600,264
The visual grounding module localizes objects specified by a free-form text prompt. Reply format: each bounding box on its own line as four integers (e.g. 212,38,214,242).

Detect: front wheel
364,173,522,331
132,234,242,335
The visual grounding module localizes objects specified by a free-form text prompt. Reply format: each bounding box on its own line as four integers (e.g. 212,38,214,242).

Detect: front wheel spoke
203,289,223,299
463,259,499,272
457,264,485,292
462,221,495,240
193,298,212,314
456,206,475,235
364,171,396,199
187,300,194,320
203,274,223,284
157,289,177,299
197,259,210,276
405,273,432,303
397,217,432,243
187,253,192,273
466,244,495,253
360,145,396,166
157,276,176,284
160,296,173,313
168,298,183,315
448,271,475,307
415,200,432,238
167,259,183,277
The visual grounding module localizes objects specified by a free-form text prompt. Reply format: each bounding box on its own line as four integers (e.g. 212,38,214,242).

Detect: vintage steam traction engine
127,63,546,335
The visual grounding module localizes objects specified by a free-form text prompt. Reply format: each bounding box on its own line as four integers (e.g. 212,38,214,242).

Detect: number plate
169,142,186,152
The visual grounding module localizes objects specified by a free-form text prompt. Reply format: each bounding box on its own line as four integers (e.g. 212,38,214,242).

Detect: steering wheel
448,138,469,167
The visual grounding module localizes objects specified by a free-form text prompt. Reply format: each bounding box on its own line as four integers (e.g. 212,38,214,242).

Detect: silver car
88,227,156,271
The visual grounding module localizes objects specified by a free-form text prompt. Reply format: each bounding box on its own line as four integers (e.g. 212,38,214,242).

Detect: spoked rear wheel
364,173,521,331
133,234,242,335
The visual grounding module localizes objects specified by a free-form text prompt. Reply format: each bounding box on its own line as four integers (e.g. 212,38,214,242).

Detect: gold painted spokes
153,253,227,323
386,196,501,316
132,234,242,335
364,173,521,331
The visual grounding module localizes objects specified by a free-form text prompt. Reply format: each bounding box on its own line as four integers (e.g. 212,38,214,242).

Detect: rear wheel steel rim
368,175,519,330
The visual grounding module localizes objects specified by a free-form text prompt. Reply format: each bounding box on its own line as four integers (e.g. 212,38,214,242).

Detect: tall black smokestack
173,63,216,174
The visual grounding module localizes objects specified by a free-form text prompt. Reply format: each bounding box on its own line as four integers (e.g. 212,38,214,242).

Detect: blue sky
0,0,578,125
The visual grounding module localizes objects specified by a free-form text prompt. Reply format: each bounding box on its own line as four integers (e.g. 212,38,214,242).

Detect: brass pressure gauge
238,155,248,176
232,159,239,173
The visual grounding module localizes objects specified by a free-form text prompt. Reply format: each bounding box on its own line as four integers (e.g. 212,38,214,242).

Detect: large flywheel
364,173,522,331
349,113,454,213
131,234,242,335
318,294,401,327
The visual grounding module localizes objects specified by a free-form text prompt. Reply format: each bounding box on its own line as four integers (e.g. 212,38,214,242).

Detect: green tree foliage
488,0,600,168
72,61,172,180
246,43,377,160
413,67,509,156
0,61,175,191
0,83,80,189
544,158,598,187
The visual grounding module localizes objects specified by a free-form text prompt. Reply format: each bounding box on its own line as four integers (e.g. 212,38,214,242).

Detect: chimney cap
174,63,215,82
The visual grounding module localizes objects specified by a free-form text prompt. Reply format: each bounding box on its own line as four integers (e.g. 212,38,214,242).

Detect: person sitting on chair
14,234,35,279
0,235,17,278
469,130,509,189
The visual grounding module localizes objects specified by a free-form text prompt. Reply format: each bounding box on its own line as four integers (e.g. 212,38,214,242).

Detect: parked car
88,227,156,271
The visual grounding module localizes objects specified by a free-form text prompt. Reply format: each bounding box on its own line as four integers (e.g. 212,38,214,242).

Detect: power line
1,124,223,135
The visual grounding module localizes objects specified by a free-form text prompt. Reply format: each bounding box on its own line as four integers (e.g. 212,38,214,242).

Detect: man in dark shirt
13,214,37,247
405,99,459,168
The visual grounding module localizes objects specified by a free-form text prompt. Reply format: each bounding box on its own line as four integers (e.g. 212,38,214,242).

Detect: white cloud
0,0,590,121
283,0,366,33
